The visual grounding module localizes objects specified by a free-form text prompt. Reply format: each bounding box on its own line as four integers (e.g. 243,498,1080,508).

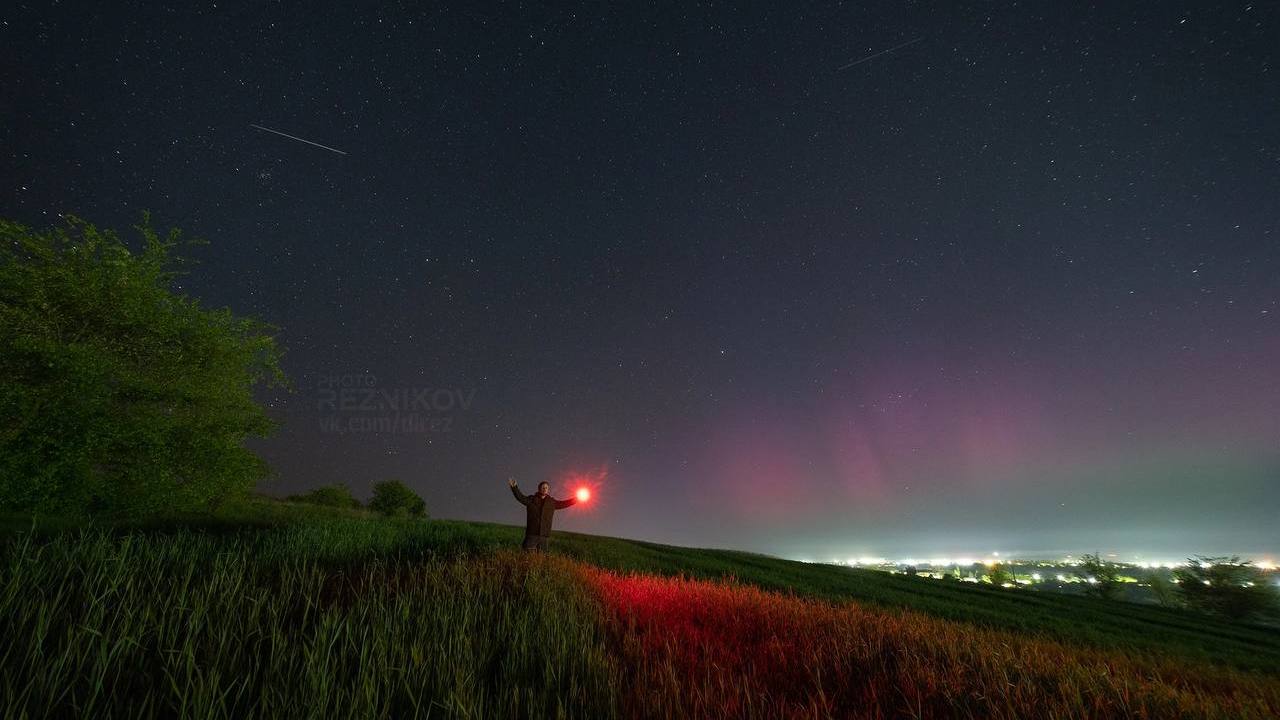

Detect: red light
576,487,591,502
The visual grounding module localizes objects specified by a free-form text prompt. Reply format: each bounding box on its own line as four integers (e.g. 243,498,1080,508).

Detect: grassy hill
2,498,1278,718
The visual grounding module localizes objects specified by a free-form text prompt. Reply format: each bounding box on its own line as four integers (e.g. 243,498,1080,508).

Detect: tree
1145,571,1179,609
368,479,427,518
1174,556,1277,621
287,483,361,509
0,215,286,517
1075,552,1123,600
986,563,1013,587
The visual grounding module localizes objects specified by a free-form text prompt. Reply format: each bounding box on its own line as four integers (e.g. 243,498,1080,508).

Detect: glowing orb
575,487,591,502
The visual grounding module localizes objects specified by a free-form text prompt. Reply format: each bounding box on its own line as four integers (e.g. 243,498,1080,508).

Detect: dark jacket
511,485,576,538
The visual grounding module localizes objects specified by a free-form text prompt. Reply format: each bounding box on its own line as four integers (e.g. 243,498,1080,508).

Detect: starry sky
4,2,1277,559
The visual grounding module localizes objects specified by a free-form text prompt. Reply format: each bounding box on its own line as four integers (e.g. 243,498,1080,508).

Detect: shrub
287,484,361,509
1174,556,1277,621
0,215,286,517
986,563,1012,587
1075,552,1123,600
1146,571,1179,608
368,480,427,518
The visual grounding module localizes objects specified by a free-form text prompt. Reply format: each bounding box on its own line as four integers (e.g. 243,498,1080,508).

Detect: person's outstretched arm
508,478,530,506
554,496,577,509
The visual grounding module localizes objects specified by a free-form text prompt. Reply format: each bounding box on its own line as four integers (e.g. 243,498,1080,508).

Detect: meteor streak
837,37,922,71
249,123,348,155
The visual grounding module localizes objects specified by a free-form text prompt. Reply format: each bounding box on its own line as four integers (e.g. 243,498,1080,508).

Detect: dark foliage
1174,556,1278,621
286,484,361,509
0,215,286,517
367,479,427,518
1076,552,1124,600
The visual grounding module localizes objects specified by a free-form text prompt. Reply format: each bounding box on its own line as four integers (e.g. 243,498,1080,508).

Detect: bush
1146,571,1179,608
986,563,1012,587
0,215,286,517
1174,556,1277,621
1075,552,1123,600
287,484,361,509
368,480,427,518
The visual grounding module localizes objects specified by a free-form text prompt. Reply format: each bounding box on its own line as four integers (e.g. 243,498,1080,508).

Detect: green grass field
2,498,1278,718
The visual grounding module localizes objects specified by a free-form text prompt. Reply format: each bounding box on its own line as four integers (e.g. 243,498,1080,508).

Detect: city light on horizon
793,550,1279,569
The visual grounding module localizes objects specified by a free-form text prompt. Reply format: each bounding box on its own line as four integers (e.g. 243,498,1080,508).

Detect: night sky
4,2,1277,559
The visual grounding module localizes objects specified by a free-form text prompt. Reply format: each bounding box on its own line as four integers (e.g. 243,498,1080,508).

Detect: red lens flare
562,465,607,506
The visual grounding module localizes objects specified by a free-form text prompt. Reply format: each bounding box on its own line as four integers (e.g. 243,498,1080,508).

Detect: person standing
508,477,577,551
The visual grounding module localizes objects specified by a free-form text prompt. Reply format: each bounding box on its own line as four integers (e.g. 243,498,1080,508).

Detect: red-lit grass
587,569,1280,719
